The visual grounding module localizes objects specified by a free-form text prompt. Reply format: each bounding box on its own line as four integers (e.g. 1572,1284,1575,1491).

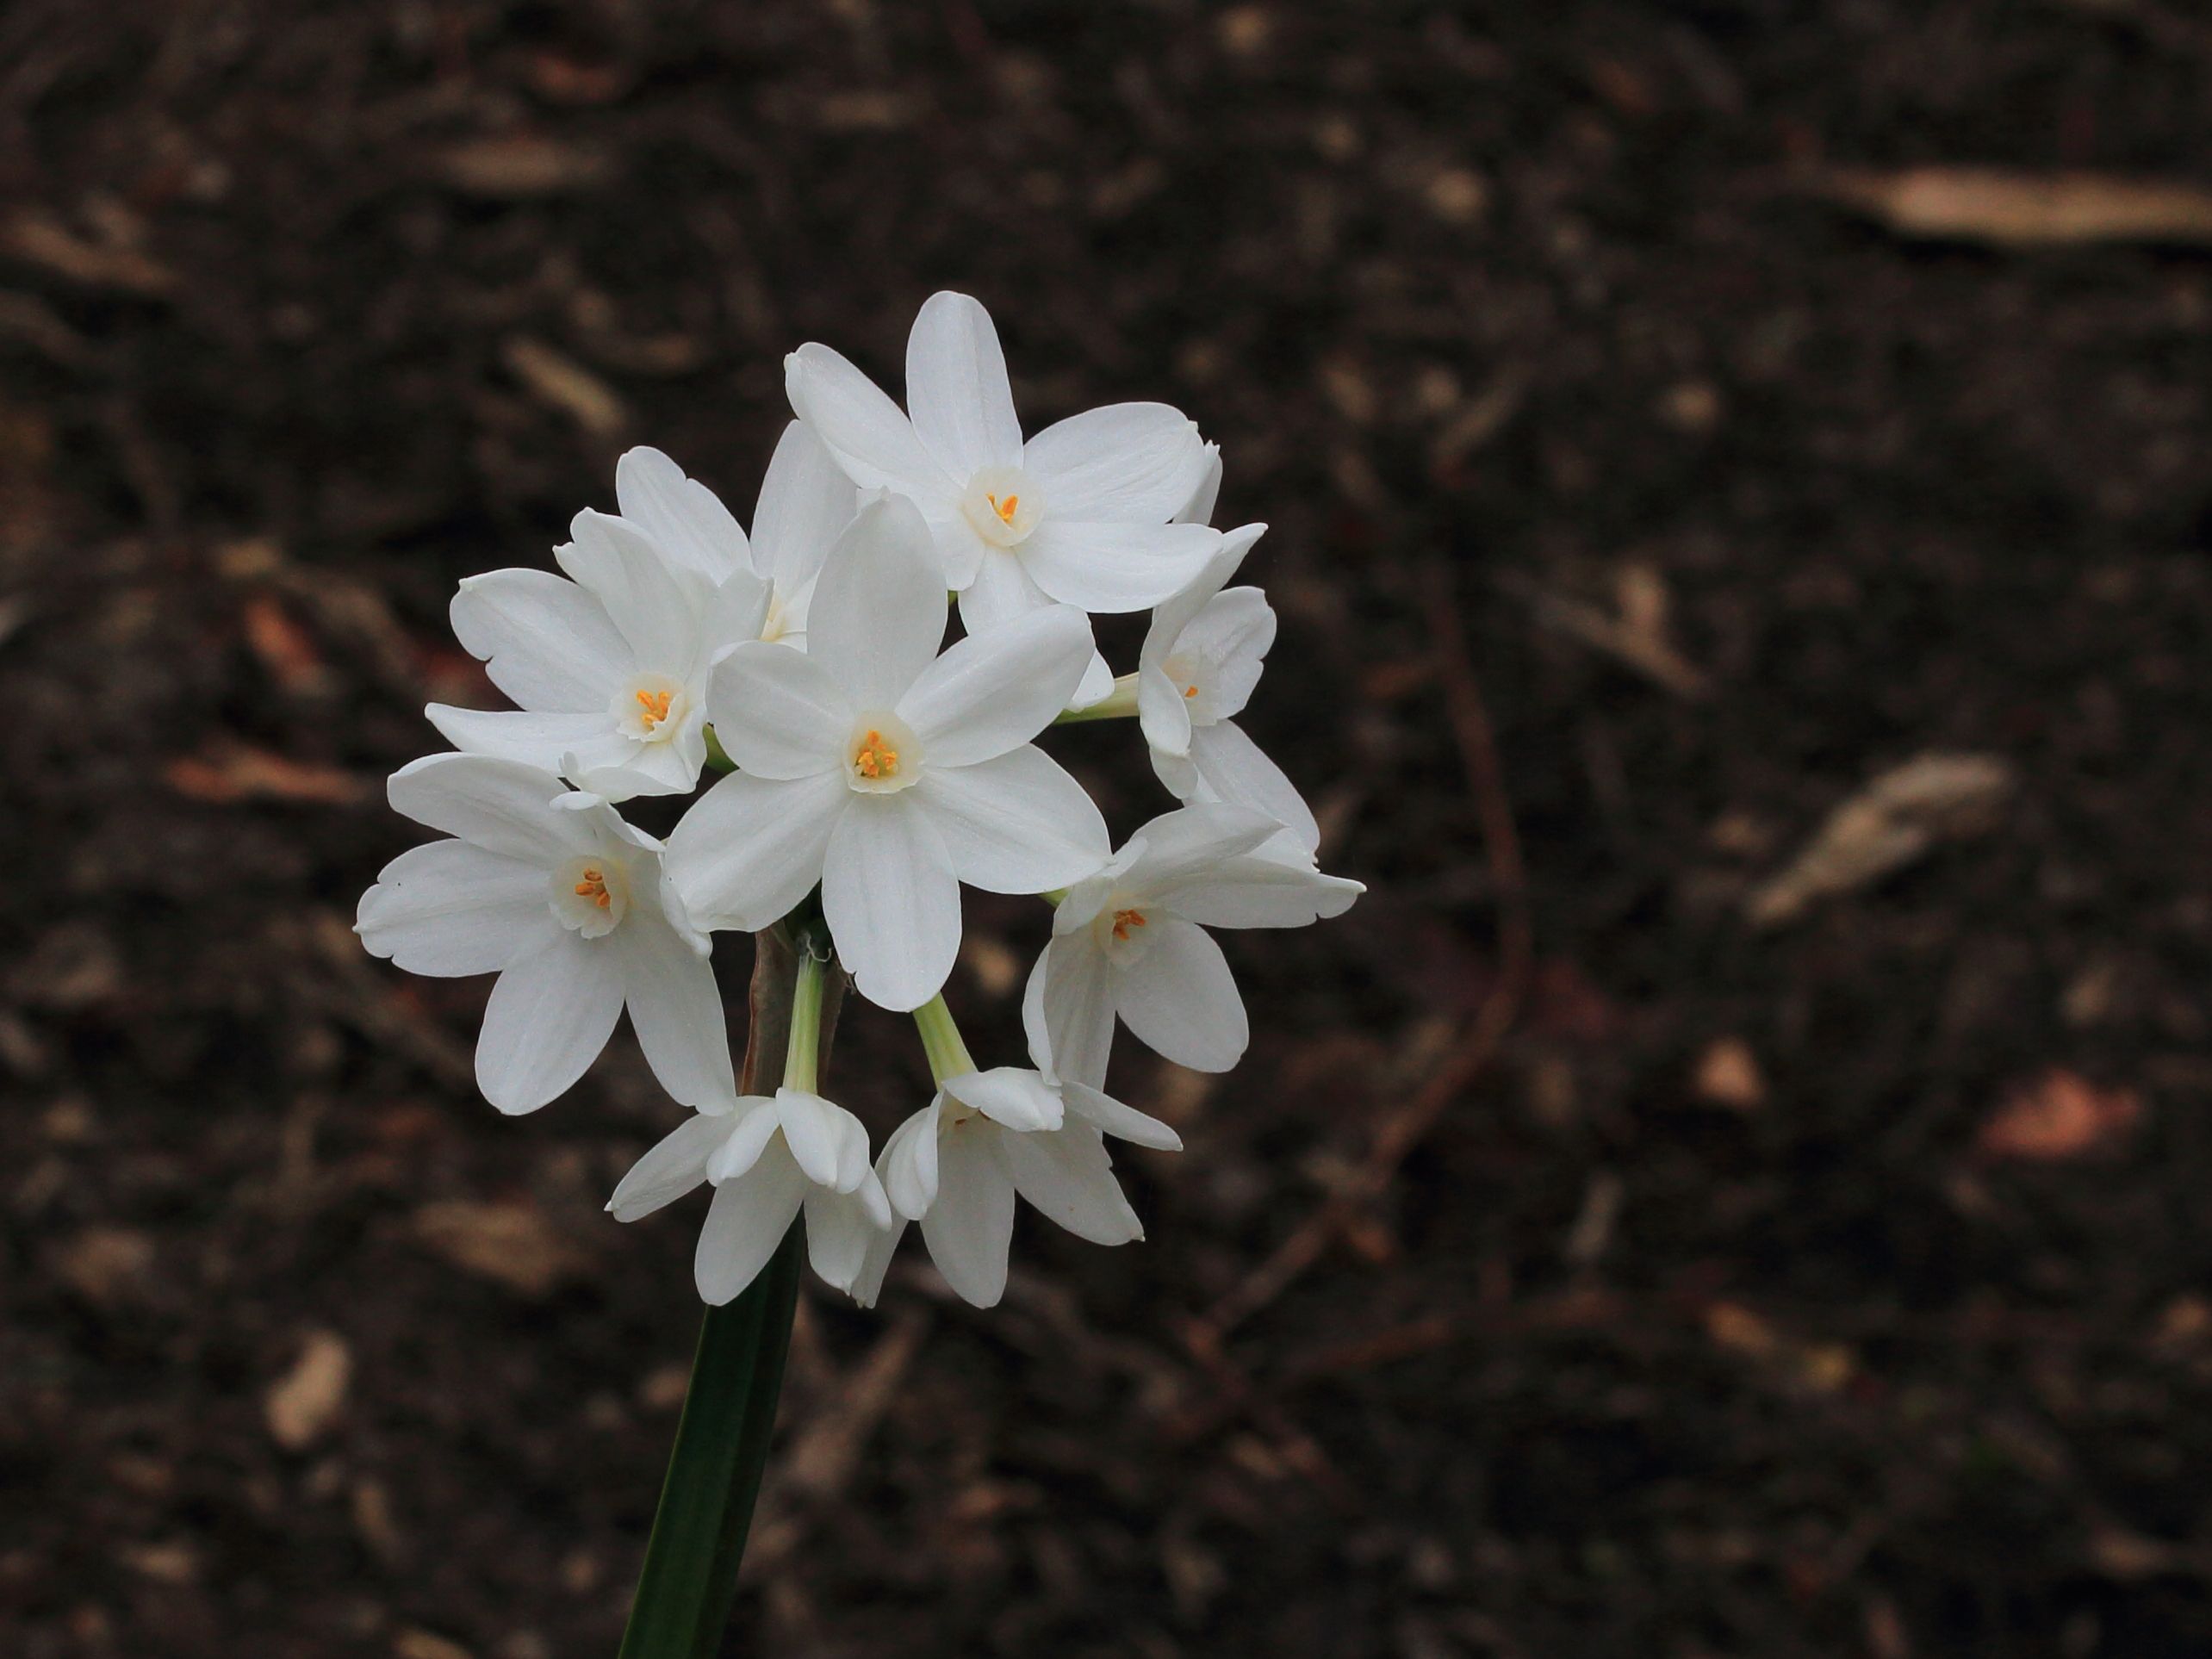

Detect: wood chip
1692,1037,1767,1111
1819,167,2212,248
1497,568,1712,700
500,336,628,436
264,1329,352,1451
413,1200,590,1298
1,212,177,295
1976,1068,2142,1162
1745,752,2015,928
435,135,614,197
166,741,365,805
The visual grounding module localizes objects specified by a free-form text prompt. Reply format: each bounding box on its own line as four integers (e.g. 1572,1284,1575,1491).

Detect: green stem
1051,671,1139,724
910,992,978,1084
782,945,824,1094
617,923,843,1659
703,724,735,774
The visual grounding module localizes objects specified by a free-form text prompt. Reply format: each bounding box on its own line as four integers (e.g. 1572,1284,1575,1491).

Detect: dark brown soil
7,3,2212,1656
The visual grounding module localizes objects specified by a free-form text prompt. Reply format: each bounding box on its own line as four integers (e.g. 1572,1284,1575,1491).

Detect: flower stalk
1051,671,1140,724
910,992,977,1083
617,922,842,1659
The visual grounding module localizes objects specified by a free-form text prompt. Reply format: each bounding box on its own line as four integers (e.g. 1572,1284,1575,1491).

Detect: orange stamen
987,492,1020,525
574,867,612,909
853,729,899,780
1111,908,1148,942
634,688,674,730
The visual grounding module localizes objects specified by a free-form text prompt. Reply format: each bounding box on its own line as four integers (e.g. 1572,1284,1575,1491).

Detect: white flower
1025,803,1364,1084
607,1088,893,1303
1138,524,1320,852
666,492,1111,1012
859,1032,1181,1311
356,755,736,1115
785,290,1222,705
428,506,759,802
426,431,855,801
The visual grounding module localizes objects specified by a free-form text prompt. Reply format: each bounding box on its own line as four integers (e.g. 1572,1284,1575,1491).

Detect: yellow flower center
574,867,612,910
987,491,1021,525
1184,684,1199,699
1110,908,1148,943
634,688,674,730
853,729,899,780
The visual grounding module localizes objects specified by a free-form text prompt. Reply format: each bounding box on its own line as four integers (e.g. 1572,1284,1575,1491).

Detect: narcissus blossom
427,431,854,801
357,755,735,1115
859,1016,1182,1309
1138,524,1320,852
607,1088,892,1302
786,290,1221,704
1026,803,1364,1084
666,492,1109,1011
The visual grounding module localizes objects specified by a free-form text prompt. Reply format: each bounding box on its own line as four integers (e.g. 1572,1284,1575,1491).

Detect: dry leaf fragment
166,742,365,805
265,1329,352,1451
1746,752,2015,927
413,1200,588,1298
240,594,330,693
1976,1068,2142,1162
1821,167,2212,248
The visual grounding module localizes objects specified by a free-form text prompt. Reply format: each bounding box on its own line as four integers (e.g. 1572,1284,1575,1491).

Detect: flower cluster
359,294,1361,1308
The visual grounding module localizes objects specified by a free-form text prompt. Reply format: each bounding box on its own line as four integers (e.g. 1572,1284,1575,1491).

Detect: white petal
821,797,960,1011
1177,586,1276,724
451,569,631,711
772,1088,846,1189
703,567,773,656
705,641,852,779
387,754,591,863
848,1211,907,1308
880,1102,942,1220
476,925,626,1112
803,1184,885,1293
705,1099,783,1184
607,1111,732,1221
941,1066,1065,1132
664,769,846,932
615,447,749,583
1000,1122,1142,1246
1063,1079,1183,1152
1024,932,1116,1092
1168,835,1364,930
1122,802,1279,894
1110,916,1247,1072
555,510,712,677
918,1124,1016,1307
1069,649,1115,710
424,707,654,793
1019,519,1222,614
956,540,1054,626
905,291,1023,478
916,749,1109,894
1174,443,1223,525
1141,524,1262,672
356,840,547,977
897,604,1093,765
784,343,954,500
805,494,948,711
1186,719,1320,854
694,1150,806,1305
1136,665,1193,761
1021,403,1211,523
615,915,736,1111
1052,837,1146,936
750,420,859,595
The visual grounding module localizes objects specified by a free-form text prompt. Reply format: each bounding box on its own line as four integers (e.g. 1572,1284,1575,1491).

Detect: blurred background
6,2,2212,1655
